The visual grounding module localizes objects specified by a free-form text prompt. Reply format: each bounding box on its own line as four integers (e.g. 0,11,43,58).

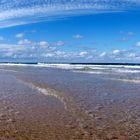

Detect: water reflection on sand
0,65,140,140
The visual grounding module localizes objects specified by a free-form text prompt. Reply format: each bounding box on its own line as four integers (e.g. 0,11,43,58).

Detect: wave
73,70,104,75
1,63,140,74
110,78,140,84
114,69,140,73
0,68,21,74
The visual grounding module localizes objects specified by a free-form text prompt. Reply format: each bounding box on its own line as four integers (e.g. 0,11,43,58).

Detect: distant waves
0,63,140,84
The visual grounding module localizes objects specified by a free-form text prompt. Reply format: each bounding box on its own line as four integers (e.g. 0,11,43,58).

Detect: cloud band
0,0,140,28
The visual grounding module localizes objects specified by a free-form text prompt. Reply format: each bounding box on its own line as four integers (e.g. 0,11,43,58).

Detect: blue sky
0,0,140,63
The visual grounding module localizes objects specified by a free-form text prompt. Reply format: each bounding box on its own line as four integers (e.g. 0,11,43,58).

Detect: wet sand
0,65,140,140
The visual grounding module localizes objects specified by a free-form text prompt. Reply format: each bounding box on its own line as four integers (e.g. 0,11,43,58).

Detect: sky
0,0,140,63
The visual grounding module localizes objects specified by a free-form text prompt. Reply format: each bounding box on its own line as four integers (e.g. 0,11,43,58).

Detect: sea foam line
110,78,140,84
1,63,140,71
72,70,104,75
35,86,68,110
16,78,68,110
0,68,20,73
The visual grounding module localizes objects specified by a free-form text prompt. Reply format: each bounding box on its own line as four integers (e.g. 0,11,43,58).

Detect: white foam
16,78,68,110
0,63,140,74
73,70,104,74
0,63,31,67
111,78,140,84
36,86,67,110
114,69,140,73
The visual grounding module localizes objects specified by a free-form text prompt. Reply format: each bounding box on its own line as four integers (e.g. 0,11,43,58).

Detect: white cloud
136,41,140,47
39,41,49,48
0,44,24,50
100,52,107,57
0,44,26,58
15,33,24,38
55,41,65,46
120,37,128,42
128,53,136,58
18,39,32,45
112,49,120,54
43,53,55,58
0,1,140,28
79,51,88,57
73,34,83,39
0,42,140,62
127,32,134,36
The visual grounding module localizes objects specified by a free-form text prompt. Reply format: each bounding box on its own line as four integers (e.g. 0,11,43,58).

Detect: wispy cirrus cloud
17,39,32,45
0,0,140,28
15,33,25,38
73,34,83,39
135,41,140,47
